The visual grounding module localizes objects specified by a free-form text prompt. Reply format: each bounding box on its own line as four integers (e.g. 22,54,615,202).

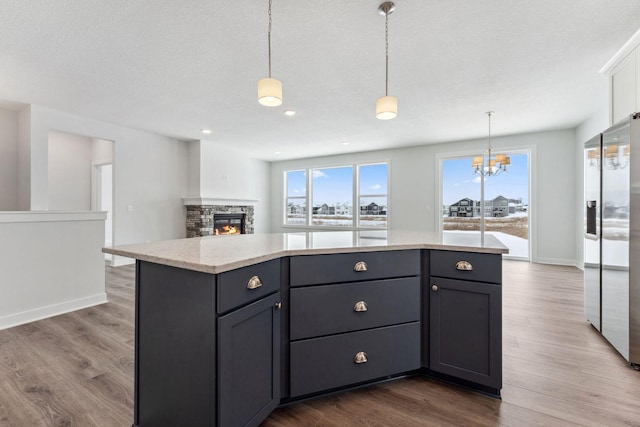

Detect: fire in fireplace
213,213,246,235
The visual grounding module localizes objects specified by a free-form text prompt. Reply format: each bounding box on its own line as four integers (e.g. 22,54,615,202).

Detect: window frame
283,161,389,230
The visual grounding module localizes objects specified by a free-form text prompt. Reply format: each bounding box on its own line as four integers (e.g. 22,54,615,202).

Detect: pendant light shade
258,77,282,106
376,95,397,120
258,0,282,107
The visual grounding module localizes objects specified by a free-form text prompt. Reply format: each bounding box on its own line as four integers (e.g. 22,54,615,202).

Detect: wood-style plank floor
1,261,639,426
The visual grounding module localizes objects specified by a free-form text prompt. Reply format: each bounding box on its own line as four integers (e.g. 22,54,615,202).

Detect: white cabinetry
607,31,640,124
611,52,636,123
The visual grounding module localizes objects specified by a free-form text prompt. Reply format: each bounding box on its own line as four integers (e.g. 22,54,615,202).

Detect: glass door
442,151,530,260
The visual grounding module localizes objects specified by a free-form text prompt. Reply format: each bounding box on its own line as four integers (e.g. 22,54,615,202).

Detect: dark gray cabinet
135,261,216,427
290,322,420,397
218,292,281,427
429,251,502,394
288,250,421,398
133,248,503,426
134,259,282,427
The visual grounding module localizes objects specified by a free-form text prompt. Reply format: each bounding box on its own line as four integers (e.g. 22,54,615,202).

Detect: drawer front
290,322,421,397
430,250,502,284
217,259,280,314
290,277,420,340
290,250,420,287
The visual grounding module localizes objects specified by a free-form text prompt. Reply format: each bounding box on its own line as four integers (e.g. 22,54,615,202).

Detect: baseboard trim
533,257,579,267
0,293,108,330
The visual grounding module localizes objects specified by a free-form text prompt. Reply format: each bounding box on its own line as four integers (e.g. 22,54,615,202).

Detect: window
285,170,306,225
312,166,353,227
358,163,388,229
284,162,388,229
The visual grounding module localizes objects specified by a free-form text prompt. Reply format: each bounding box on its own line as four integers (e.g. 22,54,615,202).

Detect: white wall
0,107,19,210
0,211,107,330
92,137,114,164
28,105,189,265
270,129,578,265
48,130,93,210
189,139,271,233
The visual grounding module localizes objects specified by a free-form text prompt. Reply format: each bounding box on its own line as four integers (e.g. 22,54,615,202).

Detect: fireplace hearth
186,205,254,238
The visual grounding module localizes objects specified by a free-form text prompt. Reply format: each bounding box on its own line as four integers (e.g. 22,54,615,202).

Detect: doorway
440,151,531,260
93,163,113,263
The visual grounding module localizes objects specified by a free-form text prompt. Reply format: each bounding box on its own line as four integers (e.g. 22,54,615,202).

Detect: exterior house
450,196,510,218
490,195,509,217
334,203,352,216
472,195,510,217
313,203,335,215
448,198,475,217
360,202,386,216
288,203,306,215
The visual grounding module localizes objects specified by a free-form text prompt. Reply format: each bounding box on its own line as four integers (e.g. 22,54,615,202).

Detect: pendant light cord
385,13,389,96
268,0,272,78
487,111,492,149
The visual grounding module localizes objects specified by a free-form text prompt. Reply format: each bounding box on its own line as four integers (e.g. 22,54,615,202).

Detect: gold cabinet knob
247,275,262,290
354,351,368,364
354,261,368,272
456,260,473,271
353,301,368,312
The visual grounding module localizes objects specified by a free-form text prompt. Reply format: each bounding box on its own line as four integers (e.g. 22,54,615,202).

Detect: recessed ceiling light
201,129,212,134
341,141,350,146
274,151,281,155
284,110,296,116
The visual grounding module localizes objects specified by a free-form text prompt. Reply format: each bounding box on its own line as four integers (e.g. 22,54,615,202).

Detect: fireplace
185,204,254,238
213,213,245,235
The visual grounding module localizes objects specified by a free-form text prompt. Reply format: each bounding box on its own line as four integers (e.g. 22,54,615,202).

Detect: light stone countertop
103,230,508,274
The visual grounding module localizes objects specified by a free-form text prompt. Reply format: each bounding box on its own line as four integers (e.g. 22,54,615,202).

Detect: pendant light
258,0,282,107
376,2,397,120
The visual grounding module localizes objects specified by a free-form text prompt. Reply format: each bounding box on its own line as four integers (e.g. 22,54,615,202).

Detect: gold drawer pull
456,261,473,271
354,261,368,272
247,275,262,290
353,301,368,312
354,351,368,364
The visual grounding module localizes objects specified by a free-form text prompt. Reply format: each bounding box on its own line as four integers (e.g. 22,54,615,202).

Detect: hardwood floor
1,261,639,426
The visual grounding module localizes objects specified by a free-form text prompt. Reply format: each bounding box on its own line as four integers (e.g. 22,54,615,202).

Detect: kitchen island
104,230,508,427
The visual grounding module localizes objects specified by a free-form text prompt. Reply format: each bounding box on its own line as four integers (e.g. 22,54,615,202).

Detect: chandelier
472,111,509,176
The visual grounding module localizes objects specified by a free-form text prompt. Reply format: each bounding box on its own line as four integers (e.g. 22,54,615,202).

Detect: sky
442,153,529,205
286,164,388,206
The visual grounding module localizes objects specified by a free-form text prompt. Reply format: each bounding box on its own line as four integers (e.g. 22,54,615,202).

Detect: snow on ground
444,230,529,259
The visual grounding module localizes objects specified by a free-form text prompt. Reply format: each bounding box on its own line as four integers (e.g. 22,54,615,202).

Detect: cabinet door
218,292,281,427
429,277,501,390
612,52,636,124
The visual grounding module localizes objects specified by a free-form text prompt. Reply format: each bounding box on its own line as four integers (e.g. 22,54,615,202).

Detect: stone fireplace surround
183,198,256,238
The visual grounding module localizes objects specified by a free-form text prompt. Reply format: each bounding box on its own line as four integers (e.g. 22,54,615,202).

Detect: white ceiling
0,1,639,161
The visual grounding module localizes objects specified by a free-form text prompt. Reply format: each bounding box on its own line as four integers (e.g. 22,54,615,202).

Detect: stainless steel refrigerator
584,113,640,368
